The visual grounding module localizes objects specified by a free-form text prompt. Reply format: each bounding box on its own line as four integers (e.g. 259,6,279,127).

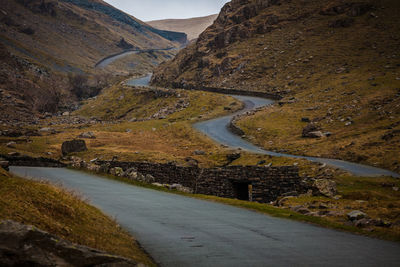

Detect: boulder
124,168,139,179
61,140,87,156
291,206,311,215
347,210,367,221
185,157,199,167
123,168,155,183
307,131,325,138
226,152,241,162
70,157,86,168
78,132,96,139
169,184,193,193
326,210,345,217
117,38,134,49
144,174,155,183
6,141,16,148
354,218,391,228
99,163,111,173
39,127,56,134
302,123,322,138
313,179,337,197
276,196,294,207
110,167,124,177
353,218,373,228
0,220,139,266
193,150,206,155
87,164,101,172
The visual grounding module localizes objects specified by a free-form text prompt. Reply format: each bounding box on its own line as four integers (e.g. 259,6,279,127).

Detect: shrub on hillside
68,74,111,100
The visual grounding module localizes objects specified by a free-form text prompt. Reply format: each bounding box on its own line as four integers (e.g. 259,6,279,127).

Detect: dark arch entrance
232,181,252,201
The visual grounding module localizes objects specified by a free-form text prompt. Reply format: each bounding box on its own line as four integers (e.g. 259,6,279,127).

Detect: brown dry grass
279,174,400,241
0,168,155,265
151,0,400,172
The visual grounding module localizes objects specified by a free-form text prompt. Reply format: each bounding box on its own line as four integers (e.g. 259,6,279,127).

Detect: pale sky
103,0,230,21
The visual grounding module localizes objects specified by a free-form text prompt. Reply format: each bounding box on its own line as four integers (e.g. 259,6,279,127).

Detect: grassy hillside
0,80,309,169
151,0,400,173
147,14,218,41
0,168,155,266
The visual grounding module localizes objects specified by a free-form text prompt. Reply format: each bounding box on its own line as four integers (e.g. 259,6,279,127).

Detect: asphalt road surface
10,166,400,267
194,95,400,178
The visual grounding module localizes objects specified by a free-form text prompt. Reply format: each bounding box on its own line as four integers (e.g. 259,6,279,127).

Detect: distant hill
147,14,218,41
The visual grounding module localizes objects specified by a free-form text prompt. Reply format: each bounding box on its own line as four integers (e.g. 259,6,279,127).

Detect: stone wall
2,155,66,168
96,161,306,203
170,83,283,100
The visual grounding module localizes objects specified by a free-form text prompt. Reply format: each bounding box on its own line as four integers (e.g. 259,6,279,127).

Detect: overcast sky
103,0,230,21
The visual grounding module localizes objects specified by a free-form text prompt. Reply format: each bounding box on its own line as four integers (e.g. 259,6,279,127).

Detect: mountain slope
151,0,400,173
147,14,218,41
0,0,185,121
1,0,184,74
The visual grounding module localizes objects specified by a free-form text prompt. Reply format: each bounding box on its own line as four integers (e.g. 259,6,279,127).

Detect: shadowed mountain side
0,0,182,74
0,0,183,122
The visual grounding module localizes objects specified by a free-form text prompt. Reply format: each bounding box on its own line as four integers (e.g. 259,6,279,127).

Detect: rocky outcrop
302,123,324,138
61,140,88,156
151,0,284,89
0,220,139,267
203,0,280,49
17,0,57,17
313,179,337,198
117,38,134,50
347,210,367,221
78,131,96,139
320,2,373,17
151,0,381,95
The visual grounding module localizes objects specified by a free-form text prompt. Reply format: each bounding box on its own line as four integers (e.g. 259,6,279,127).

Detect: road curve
95,50,139,68
95,48,177,69
194,95,400,178
10,166,400,267
125,75,399,177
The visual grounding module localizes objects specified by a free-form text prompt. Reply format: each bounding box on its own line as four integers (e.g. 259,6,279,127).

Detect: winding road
194,95,400,178
126,75,400,178
8,76,400,266
10,166,400,267
95,48,176,69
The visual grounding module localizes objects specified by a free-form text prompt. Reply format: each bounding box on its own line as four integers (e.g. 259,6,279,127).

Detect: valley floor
1,76,399,242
